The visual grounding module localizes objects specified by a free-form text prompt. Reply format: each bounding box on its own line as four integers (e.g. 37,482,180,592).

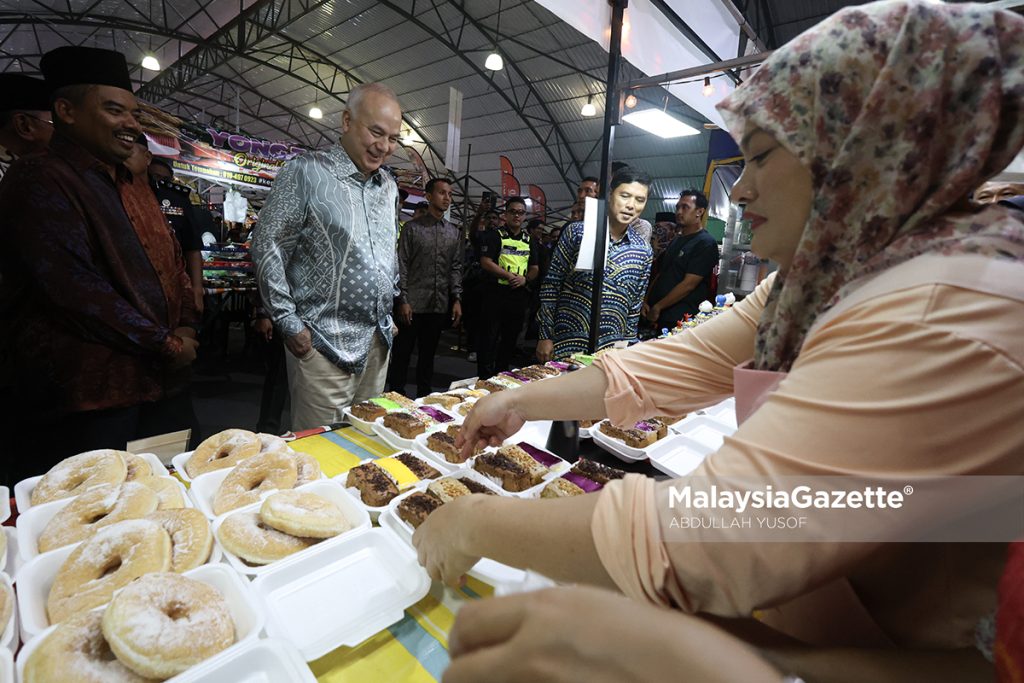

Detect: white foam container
170,450,196,482
172,637,316,683
0,487,9,526
647,437,716,478
372,406,460,451
188,466,326,521
0,647,9,683
212,479,371,578
465,441,569,498
673,415,735,452
2,529,16,577
16,563,264,681
342,406,380,436
591,421,685,462
250,526,430,661
335,453,450,520
675,397,738,432
1,573,16,655
14,452,167,513
411,431,478,472
16,525,227,641
18,477,193,562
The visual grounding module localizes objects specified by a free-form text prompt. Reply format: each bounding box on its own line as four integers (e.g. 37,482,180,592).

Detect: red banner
500,155,520,198
527,184,547,223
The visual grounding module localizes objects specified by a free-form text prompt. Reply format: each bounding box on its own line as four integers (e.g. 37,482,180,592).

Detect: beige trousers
285,334,390,431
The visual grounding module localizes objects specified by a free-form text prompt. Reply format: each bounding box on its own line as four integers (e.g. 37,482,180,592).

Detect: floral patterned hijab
717,0,1024,371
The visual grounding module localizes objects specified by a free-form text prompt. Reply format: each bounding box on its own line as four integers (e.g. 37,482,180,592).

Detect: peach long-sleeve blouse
591,253,1024,649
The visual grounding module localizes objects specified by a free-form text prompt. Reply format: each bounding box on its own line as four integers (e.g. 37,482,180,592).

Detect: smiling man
253,82,402,430
0,46,200,484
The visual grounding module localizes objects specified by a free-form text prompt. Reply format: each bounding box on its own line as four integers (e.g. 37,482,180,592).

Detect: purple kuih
517,442,562,468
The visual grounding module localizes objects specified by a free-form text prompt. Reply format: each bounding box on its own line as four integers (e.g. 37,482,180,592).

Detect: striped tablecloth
288,427,493,682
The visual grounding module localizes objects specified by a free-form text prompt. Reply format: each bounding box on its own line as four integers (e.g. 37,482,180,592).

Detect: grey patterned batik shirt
253,145,399,373
397,214,463,313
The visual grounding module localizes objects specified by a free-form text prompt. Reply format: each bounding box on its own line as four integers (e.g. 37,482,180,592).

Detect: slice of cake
422,393,462,410
426,430,464,464
457,477,496,495
571,459,626,485
474,379,506,392
498,444,548,486
473,452,533,492
541,478,585,498
636,418,669,440
521,364,560,378
499,370,533,384
394,452,441,480
457,401,476,417
598,421,657,449
382,412,428,440
346,463,400,506
427,478,472,503
396,492,443,528
382,391,418,409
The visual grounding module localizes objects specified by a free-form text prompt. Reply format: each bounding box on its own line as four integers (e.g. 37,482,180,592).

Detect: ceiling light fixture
309,104,323,119
485,0,505,71
702,76,714,97
624,93,638,109
141,55,160,71
580,95,596,117
622,109,700,138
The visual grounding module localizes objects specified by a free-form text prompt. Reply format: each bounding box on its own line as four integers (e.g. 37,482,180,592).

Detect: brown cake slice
473,452,532,492
426,430,464,464
346,463,400,506
474,379,506,393
598,421,656,448
541,478,585,498
571,459,627,485
457,478,497,495
382,412,427,439
513,367,549,381
382,391,418,409
498,444,548,486
521,364,560,378
422,393,462,410
396,492,443,528
394,452,441,480
350,401,388,421
636,418,669,440
427,478,472,503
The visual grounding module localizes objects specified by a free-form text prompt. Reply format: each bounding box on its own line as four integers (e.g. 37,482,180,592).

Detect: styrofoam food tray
188,465,326,521
647,436,715,478
16,526,228,641
1,573,16,655
173,637,317,683
16,563,264,680
371,406,460,451
591,421,685,462
411,430,483,472
0,646,10,683
14,452,168,513
18,476,193,562
463,440,570,498
212,479,371,578
378,475,527,588
683,397,738,431
251,526,430,661
335,453,451,521
2,529,17,577
171,450,196,481
674,415,735,452
0,487,9,525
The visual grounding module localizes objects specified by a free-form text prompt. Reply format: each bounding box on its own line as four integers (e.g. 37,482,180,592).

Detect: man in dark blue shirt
644,189,719,328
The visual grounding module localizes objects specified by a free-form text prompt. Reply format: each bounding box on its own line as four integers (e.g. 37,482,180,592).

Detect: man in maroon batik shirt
0,46,199,486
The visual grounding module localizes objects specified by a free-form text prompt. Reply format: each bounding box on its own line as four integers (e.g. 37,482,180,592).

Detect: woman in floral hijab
418,3,1024,680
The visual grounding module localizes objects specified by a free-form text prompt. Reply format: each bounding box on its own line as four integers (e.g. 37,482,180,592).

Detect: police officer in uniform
476,196,540,377
149,156,205,313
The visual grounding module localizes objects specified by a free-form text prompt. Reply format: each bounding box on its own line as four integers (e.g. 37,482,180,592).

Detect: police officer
476,196,540,377
149,156,205,313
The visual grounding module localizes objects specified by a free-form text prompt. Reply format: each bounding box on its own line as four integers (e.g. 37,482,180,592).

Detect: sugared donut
217,511,318,565
0,580,12,637
101,572,235,679
145,509,214,572
121,453,152,481
184,429,260,478
256,432,291,455
134,475,185,509
212,450,298,516
47,519,172,624
260,490,350,538
293,452,322,485
23,610,152,683
31,450,128,506
37,482,160,553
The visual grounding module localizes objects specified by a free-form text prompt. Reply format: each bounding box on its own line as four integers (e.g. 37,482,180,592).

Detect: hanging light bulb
624,93,638,109
309,104,323,119
702,76,714,98
141,55,160,71
485,51,504,71
580,95,597,117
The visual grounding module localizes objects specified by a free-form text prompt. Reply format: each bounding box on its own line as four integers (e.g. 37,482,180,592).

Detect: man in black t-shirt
477,197,540,377
644,189,719,328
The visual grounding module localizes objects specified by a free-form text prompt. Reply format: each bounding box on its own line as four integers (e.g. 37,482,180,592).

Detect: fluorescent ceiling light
485,52,504,71
309,105,323,119
622,109,700,138
141,55,160,71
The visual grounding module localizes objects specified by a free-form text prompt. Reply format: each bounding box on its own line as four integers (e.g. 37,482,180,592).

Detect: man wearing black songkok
0,74,52,182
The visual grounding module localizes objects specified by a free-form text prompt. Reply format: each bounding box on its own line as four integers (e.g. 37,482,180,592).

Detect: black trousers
256,332,288,434
478,285,530,379
387,312,448,398
2,391,199,487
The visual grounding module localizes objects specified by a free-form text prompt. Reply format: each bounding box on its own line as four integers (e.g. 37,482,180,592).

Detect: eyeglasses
19,113,52,126
505,209,527,216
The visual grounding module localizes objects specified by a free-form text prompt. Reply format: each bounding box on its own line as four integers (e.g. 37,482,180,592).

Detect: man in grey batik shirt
253,82,402,430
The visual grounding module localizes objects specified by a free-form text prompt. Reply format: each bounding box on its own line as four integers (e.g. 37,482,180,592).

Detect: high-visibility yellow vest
497,228,530,285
